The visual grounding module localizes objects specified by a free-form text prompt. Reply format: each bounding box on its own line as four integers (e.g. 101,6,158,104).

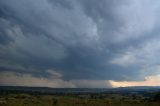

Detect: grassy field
0,93,160,106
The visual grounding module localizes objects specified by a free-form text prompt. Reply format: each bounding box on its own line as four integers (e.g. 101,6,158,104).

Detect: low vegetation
0,91,160,106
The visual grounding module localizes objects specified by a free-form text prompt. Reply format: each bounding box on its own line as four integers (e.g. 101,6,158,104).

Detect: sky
0,0,160,88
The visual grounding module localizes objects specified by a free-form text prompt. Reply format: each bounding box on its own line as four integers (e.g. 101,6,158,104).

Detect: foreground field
0,93,160,106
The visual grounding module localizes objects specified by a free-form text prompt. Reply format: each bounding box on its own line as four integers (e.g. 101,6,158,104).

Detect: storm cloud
0,0,160,87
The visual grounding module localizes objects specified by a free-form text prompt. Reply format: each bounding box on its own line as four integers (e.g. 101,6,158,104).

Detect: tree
52,99,58,106
154,92,160,102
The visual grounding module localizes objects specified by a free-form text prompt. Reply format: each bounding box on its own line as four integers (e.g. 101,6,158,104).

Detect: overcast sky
0,0,160,88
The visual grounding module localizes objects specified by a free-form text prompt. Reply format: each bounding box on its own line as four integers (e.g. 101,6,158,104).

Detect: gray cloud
0,71,111,88
0,0,160,87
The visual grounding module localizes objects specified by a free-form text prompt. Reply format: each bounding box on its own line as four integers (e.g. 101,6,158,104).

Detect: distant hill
0,86,160,94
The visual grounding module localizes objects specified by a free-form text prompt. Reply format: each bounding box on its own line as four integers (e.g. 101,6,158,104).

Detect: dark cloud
0,0,160,87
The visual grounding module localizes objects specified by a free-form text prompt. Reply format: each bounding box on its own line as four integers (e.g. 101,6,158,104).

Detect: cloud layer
1,0,160,87
0,71,111,88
